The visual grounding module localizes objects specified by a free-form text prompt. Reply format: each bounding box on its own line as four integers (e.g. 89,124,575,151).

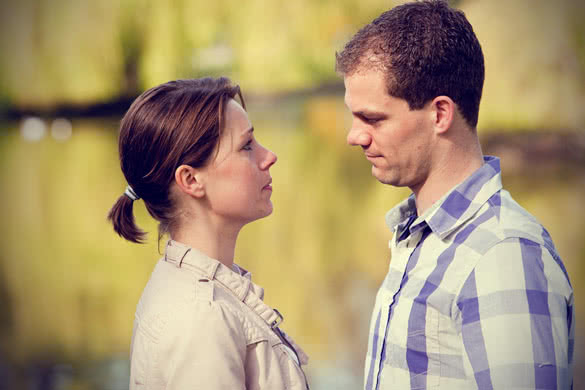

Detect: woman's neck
171,215,241,269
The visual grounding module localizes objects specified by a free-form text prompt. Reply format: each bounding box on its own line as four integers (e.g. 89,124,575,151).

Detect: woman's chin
260,203,274,219
241,204,274,225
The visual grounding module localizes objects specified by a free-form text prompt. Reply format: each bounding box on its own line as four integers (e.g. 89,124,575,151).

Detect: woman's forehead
224,99,252,138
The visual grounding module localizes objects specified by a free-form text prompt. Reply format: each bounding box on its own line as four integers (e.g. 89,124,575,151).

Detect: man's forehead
344,67,387,89
344,70,390,109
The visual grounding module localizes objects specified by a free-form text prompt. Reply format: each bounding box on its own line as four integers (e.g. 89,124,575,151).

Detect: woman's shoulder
135,259,247,335
130,270,250,387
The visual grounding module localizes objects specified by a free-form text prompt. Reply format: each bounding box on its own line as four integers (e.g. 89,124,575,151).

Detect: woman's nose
261,148,277,170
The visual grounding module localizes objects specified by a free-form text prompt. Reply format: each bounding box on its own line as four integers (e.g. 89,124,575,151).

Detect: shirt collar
386,156,503,239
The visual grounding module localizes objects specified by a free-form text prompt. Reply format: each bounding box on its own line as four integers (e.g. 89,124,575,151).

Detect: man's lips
263,179,272,191
365,153,382,161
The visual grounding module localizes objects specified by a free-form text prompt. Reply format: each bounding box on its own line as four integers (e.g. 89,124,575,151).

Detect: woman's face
202,99,277,226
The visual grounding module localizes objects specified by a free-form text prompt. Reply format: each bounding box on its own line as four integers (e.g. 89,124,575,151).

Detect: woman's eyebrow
240,126,254,138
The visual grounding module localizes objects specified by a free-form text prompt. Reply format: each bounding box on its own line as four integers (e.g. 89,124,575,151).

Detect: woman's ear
174,165,206,198
431,95,455,135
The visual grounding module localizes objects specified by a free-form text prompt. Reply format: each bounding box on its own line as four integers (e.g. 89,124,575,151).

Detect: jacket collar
164,239,309,365
386,156,503,239
164,239,266,300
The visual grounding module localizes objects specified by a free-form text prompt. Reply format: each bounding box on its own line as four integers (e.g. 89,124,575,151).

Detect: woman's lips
263,179,272,191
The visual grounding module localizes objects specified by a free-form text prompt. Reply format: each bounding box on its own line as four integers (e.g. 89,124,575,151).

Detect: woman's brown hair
107,77,245,243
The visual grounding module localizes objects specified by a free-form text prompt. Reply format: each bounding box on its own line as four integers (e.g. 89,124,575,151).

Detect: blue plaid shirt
365,156,574,389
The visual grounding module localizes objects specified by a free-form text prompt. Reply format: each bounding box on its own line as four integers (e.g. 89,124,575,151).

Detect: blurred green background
0,0,584,389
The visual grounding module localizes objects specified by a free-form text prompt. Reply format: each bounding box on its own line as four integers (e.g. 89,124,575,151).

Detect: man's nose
347,124,372,148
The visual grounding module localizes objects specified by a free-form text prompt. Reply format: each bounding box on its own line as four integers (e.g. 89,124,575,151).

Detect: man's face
343,68,435,190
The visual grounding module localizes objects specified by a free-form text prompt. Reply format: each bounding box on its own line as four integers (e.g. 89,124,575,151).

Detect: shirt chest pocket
410,300,441,388
384,298,441,389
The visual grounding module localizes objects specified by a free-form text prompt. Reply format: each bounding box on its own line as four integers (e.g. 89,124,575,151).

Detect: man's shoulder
492,189,550,244
453,189,572,298
457,188,554,255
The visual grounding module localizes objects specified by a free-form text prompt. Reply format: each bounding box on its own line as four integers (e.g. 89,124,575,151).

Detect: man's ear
174,164,206,198
431,96,455,135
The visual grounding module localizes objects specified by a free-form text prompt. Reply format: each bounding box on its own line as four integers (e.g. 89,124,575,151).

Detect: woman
107,77,309,389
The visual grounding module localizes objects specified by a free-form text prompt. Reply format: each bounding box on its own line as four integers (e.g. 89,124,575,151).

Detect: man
336,1,574,389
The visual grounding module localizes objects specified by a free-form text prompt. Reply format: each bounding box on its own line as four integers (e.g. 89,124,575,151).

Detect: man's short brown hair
336,0,485,128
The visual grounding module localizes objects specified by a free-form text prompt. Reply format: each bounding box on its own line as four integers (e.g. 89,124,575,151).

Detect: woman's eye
366,117,380,124
242,140,253,150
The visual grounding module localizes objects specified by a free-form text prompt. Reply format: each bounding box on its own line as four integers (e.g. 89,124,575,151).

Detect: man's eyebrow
354,110,387,118
344,97,387,119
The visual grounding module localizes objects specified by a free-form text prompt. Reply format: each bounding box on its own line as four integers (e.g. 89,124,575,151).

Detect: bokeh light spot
20,117,47,142
51,118,73,142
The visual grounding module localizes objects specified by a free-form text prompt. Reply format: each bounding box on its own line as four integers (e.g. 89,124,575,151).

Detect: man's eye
360,115,380,124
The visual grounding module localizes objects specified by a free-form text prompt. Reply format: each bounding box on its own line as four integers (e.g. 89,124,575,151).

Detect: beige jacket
130,240,309,390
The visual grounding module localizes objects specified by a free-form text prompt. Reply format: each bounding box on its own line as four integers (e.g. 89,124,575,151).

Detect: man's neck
413,137,484,216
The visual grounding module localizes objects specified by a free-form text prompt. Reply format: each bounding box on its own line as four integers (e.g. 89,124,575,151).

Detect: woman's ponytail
107,194,146,243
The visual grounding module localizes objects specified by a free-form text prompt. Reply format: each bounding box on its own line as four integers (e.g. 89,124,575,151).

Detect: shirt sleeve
456,237,574,390
162,299,247,390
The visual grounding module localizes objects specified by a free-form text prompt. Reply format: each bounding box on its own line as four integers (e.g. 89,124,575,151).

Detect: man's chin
372,166,389,183
372,166,403,187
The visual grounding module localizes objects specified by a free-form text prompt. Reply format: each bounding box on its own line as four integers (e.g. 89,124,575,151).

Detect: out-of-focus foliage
467,0,585,130
0,0,395,106
0,0,125,107
1,0,584,130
